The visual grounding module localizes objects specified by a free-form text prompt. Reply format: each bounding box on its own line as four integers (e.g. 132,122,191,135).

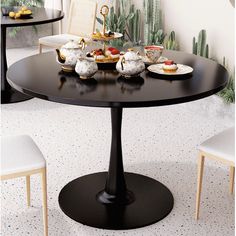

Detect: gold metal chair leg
229,166,235,194
26,175,31,206
41,168,48,236
195,153,205,220
39,44,43,54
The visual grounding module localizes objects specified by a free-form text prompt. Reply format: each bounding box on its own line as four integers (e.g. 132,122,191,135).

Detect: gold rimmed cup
144,45,164,64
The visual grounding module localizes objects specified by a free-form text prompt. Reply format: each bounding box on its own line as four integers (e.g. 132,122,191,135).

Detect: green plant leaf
96,17,103,25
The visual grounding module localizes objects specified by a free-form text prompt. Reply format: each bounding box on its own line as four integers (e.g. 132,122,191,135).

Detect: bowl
144,45,164,64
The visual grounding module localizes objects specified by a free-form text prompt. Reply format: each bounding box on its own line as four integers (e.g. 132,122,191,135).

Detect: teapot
56,39,86,72
116,49,145,78
75,56,98,80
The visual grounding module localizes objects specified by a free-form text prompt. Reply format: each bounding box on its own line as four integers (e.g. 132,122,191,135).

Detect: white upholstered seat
195,127,235,220
199,127,235,163
1,135,46,176
39,0,97,52
38,34,85,48
1,135,48,236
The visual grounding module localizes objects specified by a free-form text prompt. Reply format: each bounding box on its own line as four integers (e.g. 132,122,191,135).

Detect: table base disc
59,172,174,230
1,88,33,104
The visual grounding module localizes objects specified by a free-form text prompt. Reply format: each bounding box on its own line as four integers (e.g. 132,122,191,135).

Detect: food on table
15,12,21,19
162,60,178,72
21,6,28,11
86,47,120,63
92,30,115,40
9,12,15,18
8,6,32,19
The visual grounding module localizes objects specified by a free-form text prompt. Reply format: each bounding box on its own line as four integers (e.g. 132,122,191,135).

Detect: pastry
92,30,115,40
87,47,120,63
162,60,178,72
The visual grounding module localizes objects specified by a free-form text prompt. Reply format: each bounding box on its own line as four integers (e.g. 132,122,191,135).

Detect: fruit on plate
8,6,32,19
9,12,15,18
162,60,178,72
86,47,120,63
21,6,28,11
15,12,21,18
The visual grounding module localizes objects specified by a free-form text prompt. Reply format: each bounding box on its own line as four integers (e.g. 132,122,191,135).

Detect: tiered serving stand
91,5,123,68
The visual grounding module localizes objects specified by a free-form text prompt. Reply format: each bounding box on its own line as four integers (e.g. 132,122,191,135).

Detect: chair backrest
67,0,97,37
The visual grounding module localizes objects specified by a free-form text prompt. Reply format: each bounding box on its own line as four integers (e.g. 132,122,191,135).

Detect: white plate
141,56,168,65
147,64,193,75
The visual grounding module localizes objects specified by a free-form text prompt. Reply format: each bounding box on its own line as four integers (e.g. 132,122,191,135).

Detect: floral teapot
116,49,145,78
56,39,86,72
75,56,98,80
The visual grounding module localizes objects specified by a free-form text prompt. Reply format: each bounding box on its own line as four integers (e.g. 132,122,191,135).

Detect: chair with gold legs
1,135,48,236
195,127,235,220
39,0,97,53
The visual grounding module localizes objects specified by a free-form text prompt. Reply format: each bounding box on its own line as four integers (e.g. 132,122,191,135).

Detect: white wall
133,0,235,72
48,0,234,71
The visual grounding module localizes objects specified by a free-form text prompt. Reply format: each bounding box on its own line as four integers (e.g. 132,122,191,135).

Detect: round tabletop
7,50,228,108
1,7,64,27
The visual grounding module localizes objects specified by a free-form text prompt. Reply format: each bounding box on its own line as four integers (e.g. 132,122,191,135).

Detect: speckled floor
1,47,235,236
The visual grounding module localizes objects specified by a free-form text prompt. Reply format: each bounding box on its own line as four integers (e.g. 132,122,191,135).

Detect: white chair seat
199,127,235,163
1,135,46,176
38,34,86,48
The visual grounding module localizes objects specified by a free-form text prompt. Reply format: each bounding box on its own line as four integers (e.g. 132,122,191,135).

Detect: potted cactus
143,0,165,45
192,29,209,58
164,31,178,50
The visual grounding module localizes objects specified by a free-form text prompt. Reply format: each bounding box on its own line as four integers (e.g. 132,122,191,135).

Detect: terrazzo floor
1,47,235,236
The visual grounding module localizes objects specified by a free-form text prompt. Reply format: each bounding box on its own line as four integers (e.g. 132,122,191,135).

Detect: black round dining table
7,50,228,230
1,7,64,104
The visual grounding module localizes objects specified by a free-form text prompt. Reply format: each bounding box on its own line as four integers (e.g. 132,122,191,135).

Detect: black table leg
1,26,32,104
59,108,174,230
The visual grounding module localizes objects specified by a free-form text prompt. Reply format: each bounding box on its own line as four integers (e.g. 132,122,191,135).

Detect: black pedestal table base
59,172,173,230
1,88,33,104
59,108,174,229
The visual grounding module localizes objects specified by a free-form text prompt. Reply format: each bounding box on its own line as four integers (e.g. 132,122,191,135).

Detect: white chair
195,127,235,220
39,0,97,53
1,135,48,236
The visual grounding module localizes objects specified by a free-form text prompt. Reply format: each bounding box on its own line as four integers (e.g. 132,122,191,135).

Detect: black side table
1,7,63,104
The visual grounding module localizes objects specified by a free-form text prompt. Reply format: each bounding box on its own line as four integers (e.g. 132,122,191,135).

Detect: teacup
144,45,164,63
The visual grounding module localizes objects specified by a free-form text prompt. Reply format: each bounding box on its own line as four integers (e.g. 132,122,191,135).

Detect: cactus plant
218,57,235,104
96,0,142,46
96,6,126,35
164,31,178,50
143,0,163,45
192,29,209,58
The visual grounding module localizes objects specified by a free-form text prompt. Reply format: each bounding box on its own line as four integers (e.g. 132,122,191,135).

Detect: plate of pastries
86,47,121,63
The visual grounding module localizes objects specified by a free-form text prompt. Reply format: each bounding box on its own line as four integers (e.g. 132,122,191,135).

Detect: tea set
55,39,166,80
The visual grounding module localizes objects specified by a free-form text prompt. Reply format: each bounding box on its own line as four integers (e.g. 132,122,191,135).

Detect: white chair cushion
1,135,46,176
39,34,86,48
199,127,235,163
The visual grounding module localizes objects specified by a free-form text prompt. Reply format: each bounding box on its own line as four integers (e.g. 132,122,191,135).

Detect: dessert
162,60,178,72
87,47,120,63
92,30,115,40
